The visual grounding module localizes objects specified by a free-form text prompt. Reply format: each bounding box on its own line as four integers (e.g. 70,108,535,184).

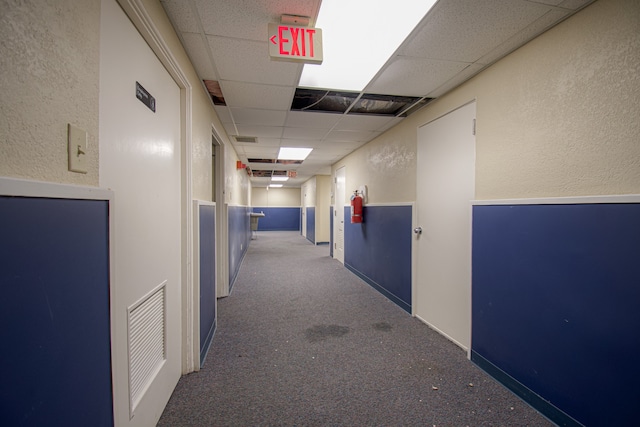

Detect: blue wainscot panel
306,206,316,244
0,196,113,427
472,203,640,427
344,205,412,313
252,207,300,231
199,204,216,366
228,205,251,290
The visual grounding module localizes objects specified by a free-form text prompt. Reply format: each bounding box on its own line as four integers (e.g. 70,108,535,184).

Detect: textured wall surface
0,0,101,185
333,126,417,205
302,176,317,207
473,0,640,199
334,0,640,201
252,187,301,207
227,146,251,206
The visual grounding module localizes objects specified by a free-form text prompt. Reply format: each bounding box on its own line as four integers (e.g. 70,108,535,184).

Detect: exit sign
268,23,323,64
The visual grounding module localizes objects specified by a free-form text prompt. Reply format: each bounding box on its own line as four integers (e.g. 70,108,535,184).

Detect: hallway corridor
158,231,552,426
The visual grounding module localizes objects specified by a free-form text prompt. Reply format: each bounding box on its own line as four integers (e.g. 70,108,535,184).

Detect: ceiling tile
532,0,593,7
250,137,283,147
334,115,398,132
559,0,596,9
305,148,348,161
426,63,486,98
222,122,238,136
235,124,284,138
282,127,329,140
377,117,404,132
242,146,279,157
280,138,324,148
180,32,218,80
476,9,569,66
207,36,301,86
231,108,287,127
368,56,470,97
195,0,319,41
160,0,199,33
325,129,380,143
284,111,342,129
400,0,551,63
220,81,295,110
214,105,232,123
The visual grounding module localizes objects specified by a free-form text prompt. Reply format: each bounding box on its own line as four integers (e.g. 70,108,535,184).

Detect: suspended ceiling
160,0,595,188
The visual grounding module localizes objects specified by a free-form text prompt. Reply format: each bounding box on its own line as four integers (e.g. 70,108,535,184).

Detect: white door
334,166,346,264
100,0,181,425
415,101,476,351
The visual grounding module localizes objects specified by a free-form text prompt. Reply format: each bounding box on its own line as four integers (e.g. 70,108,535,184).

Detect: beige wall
0,0,250,204
226,149,251,206
302,175,331,242
332,124,417,205
315,175,331,242
0,0,101,186
334,0,640,202
252,187,301,207
302,177,316,207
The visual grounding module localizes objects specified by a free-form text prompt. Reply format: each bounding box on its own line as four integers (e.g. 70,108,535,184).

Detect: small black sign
136,81,156,112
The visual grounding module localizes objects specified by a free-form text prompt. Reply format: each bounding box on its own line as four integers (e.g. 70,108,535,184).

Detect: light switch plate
68,124,87,174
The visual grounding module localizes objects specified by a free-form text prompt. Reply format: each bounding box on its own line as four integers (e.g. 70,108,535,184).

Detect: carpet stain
372,322,393,332
305,324,350,342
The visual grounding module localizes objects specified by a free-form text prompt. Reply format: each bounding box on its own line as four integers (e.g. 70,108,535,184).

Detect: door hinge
472,118,476,136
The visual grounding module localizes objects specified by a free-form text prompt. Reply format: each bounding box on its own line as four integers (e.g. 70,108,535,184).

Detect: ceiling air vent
234,136,258,143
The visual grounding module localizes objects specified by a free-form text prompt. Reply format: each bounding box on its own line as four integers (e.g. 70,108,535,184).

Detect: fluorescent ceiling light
299,0,437,91
272,176,289,182
278,147,312,161
269,184,283,188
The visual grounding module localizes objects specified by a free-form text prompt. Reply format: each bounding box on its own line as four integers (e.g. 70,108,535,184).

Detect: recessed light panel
278,147,313,161
299,0,438,91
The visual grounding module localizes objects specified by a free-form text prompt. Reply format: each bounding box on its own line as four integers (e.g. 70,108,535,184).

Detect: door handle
414,227,423,235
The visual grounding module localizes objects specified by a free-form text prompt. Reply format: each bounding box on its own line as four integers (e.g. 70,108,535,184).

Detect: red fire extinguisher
350,190,363,223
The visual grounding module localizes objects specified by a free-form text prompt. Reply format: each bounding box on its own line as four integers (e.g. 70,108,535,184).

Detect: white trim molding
472,194,640,205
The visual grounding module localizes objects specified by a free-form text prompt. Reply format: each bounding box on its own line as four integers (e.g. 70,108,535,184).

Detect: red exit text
268,23,323,64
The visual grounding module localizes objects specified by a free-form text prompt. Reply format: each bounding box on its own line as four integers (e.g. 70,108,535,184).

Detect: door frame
115,0,196,375
212,128,230,299
333,166,346,264
301,184,308,238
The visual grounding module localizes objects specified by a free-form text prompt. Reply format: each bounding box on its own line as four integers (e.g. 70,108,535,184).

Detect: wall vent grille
128,282,166,417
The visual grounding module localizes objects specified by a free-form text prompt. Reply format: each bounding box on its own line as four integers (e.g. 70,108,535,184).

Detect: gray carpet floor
158,231,553,426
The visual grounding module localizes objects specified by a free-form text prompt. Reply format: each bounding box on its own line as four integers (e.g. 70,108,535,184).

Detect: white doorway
334,166,346,264
100,0,182,424
415,101,476,351
212,134,229,298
